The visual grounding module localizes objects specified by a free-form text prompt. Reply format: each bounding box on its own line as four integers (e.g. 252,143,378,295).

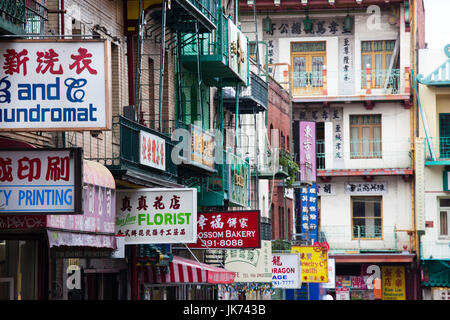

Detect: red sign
188,210,260,249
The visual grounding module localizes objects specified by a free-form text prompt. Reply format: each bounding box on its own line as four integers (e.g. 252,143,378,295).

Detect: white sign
0,149,80,214
0,40,110,131
139,130,166,171
317,183,336,196
272,253,301,289
228,18,248,85
322,258,336,289
224,240,272,283
344,182,387,194
336,287,350,300
115,188,197,244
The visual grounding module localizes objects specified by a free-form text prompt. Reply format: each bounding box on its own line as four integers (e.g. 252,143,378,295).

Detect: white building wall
420,166,450,259
320,176,413,252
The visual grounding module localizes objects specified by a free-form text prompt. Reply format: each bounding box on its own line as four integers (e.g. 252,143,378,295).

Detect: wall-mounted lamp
303,9,312,33
263,13,273,33
344,9,353,32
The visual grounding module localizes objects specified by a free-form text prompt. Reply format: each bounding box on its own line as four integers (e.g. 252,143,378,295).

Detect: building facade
239,0,424,300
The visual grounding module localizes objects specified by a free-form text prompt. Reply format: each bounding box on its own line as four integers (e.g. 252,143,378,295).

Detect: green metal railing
78,116,178,179
188,0,219,27
0,0,47,35
424,137,450,163
361,69,401,93
180,13,228,61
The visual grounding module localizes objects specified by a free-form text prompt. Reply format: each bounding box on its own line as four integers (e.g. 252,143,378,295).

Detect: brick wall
267,77,294,240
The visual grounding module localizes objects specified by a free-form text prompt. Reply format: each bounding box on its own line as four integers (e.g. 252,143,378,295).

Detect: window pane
385,40,395,52
374,41,383,52
362,127,370,156
373,126,381,157
440,211,448,236
293,57,306,88
351,127,359,156
439,199,450,207
353,201,366,217
362,41,372,53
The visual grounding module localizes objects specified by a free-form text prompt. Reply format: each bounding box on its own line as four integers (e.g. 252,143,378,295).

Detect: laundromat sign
0,40,110,131
0,148,83,214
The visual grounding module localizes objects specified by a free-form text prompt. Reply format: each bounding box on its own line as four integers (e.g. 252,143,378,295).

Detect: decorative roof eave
417,44,450,86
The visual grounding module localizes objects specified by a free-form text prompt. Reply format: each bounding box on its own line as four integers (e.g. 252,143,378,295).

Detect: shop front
326,253,418,300
140,255,235,300
0,152,122,300
421,259,450,300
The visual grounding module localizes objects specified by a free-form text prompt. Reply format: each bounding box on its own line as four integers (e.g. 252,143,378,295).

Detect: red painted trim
240,0,403,10
317,168,414,177
329,253,416,263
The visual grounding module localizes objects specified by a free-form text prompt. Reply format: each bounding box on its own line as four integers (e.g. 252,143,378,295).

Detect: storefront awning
47,230,116,249
144,255,235,284
329,253,416,263
83,160,116,189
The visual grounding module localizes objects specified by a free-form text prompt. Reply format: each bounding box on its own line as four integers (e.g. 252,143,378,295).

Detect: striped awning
143,255,235,284
83,160,115,189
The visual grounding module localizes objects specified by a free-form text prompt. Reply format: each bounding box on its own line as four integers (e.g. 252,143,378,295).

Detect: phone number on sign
201,239,244,247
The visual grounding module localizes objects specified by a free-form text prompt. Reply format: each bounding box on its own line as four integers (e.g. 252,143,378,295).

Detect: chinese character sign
291,246,328,283
0,148,82,214
0,40,109,131
299,184,318,243
139,130,166,171
115,188,197,244
381,266,406,300
272,253,302,289
224,240,272,283
188,210,260,249
299,121,316,183
345,182,387,194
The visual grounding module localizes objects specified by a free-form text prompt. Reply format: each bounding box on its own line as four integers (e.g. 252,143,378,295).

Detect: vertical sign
139,130,166,171
299,121,316,183
381,266,406,300
322,258,336,289
299,184,318,243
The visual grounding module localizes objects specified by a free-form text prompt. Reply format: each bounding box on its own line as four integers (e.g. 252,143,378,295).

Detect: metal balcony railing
271,68,406,97
187,0,218,27
66,116,178,179
295,138,411,172
424,137,450,164
0,0,47,35
320,225,400,253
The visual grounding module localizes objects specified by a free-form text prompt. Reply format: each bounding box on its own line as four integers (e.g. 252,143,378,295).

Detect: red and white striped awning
143,255,235,284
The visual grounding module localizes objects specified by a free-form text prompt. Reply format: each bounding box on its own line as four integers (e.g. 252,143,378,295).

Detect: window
361,40,395,89
350,114,382,158
439,199,450,238
352,196,382,239
291,41,326,96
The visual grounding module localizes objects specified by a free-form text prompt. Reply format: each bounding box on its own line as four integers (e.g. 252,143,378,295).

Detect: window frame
349,114,382,159
351,196,383,240
361,40,395,89
438,199,450,239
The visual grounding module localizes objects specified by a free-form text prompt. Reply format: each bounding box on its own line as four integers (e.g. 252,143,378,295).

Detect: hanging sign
291,245,328,283
272,253,302,289
115,188,197,244
0,148,82,214
299,184,318,243
0,40,110,131
299,121,316,183
188,210,260,249
139,130,166,171
224,240,272,283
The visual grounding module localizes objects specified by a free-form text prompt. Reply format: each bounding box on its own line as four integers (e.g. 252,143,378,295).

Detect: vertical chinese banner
299,184,318,243
381,266,406,300
299,121,316,183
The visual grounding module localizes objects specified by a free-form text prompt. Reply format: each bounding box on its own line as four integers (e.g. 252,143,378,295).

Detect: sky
424,0,450,49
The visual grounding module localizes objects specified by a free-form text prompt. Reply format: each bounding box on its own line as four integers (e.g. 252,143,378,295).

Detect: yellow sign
381,266,406,300
291,246,328,283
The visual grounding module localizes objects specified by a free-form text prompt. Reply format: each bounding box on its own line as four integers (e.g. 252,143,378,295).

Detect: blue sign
299,183,318,243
